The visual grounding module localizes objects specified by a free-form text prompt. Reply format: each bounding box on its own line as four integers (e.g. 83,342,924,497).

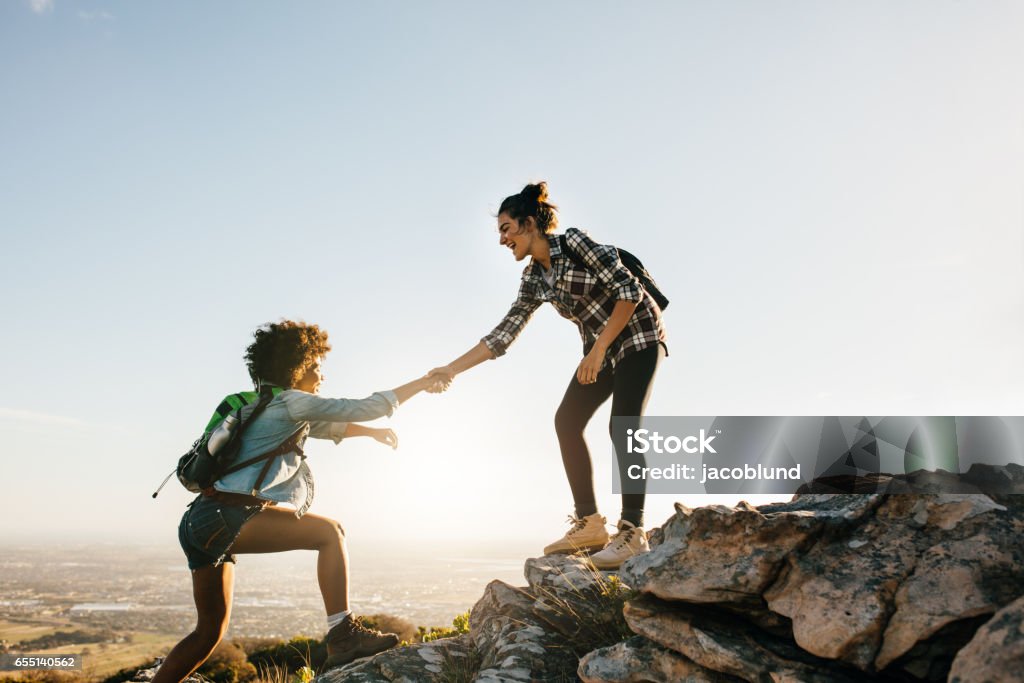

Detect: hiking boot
543,513,609,555
589,520,649,570
323,616,400,669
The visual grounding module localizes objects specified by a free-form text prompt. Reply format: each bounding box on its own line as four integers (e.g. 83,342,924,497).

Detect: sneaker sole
589,556,628,570
589,547,650,570
543,541,609,556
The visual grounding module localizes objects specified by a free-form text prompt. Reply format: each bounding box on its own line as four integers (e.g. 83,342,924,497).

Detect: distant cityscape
0,542,529,656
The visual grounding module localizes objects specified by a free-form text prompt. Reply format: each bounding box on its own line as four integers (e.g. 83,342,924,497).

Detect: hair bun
498,180,558,233
520,181,549,204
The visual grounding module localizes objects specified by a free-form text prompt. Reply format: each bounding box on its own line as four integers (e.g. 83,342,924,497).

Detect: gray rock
623,596,865,683
524,554,615,593
621,491,1022,676
130,661,202,683
470,580,578,682
621,497,880,610
875,531,1018,670
318,635,477,682
949,595,1024,683
764,494,1024,673
960,463,1024,506
578,635,742,683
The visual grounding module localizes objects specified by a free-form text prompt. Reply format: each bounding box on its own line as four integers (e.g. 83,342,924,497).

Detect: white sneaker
589,520,649,570
543,513,610,555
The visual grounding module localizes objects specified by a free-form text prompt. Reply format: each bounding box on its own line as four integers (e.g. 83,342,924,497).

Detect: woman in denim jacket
430,182,667,570
155,320,442,681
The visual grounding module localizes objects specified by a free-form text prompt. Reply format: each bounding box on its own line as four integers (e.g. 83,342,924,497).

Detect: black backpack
152,386,303,498
559,234,669,311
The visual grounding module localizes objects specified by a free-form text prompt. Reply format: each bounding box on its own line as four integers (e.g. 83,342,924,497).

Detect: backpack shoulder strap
232,387,277,439
220,427,306,494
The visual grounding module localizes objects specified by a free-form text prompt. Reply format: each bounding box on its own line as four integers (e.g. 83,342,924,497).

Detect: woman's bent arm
577,299,638,384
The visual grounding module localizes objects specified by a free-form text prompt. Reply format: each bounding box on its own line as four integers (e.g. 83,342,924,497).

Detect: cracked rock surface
949,595,1024,683
310,466,1024,682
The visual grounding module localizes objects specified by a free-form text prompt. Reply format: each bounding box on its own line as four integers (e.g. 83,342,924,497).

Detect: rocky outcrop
130,661,201,682
319,466,1024,682
578,636,740,683
948,595,1024,683
318,634,477,683
319,554,619,683
619,491,1023,681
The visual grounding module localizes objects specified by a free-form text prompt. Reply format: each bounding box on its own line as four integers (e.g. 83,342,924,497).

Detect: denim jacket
213,389,399,516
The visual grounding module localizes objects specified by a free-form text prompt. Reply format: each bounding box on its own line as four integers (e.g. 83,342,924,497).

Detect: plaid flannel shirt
482,228,667,368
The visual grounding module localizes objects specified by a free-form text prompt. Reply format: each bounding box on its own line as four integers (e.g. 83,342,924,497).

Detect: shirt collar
529,232,564,278
546,232,564,260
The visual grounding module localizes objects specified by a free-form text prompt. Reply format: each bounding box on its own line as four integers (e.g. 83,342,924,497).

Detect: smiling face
498,212,538,262
295,357,324,393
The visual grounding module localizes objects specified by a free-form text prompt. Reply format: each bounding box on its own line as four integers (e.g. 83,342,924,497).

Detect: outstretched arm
344,423,398,449
390,374,442,404
429,341,495,383
429,279,541,386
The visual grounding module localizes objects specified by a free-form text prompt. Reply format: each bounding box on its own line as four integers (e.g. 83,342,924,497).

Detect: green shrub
418,610,471,644
197,640,257,683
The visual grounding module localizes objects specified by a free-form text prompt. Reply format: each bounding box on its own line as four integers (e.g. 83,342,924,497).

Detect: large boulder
469,579,576,682
948,595,1024,683
764,495,1023,675
623,595,866,683
618,488,1023,679
317,634,475,682
621,496,880,610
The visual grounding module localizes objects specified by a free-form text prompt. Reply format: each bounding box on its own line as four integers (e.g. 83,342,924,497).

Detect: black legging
553,344,664,527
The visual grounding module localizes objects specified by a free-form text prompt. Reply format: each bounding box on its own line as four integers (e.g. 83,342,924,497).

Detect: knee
555,405,583,440
194,613,229,647
611,417,639,442
318,517,345,545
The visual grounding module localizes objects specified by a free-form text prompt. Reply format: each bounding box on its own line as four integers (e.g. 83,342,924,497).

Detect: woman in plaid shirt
430,182,667,569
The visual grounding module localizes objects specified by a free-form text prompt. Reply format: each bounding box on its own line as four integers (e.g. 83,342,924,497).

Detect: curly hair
244,320,332,388
497,181,559,234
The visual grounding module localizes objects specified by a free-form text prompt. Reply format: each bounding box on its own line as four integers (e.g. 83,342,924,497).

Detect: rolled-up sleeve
307,421,349,443
566,228,643,303
284,390,399,424
481,277,543,358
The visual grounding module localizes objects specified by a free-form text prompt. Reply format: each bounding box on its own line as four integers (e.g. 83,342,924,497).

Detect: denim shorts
178,495,266,570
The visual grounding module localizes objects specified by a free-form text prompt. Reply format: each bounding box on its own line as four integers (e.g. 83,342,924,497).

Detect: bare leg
230,507,348,614
152,563,234,683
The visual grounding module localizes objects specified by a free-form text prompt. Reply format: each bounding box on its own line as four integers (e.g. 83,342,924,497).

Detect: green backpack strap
203,387,283,432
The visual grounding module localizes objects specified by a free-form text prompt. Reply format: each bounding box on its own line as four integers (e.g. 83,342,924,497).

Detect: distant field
0,619,176,680
0,618,77,645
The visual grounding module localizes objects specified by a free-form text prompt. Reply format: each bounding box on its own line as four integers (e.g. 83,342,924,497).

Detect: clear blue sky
2,1,1023,547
